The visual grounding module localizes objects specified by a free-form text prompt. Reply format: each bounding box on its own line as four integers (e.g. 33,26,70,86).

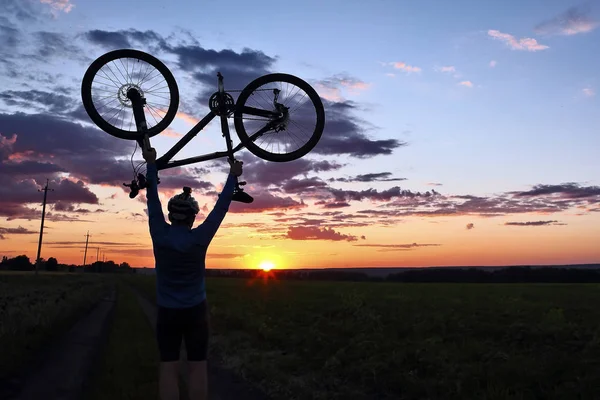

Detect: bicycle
81,49,326,203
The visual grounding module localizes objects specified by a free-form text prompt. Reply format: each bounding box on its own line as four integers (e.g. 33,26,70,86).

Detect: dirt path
6,286,116,400
130,286,270,400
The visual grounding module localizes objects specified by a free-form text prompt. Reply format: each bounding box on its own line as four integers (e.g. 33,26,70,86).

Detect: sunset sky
0,0,599,269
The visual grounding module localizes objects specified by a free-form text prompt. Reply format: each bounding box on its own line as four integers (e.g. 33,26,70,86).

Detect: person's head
167,186,200,228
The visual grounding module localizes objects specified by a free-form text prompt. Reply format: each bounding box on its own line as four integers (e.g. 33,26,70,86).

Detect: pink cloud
391,62,422,73
40,0,74,13
582,88,596,97
458,81,473,88
490,60,497,68
487,30,549,51
161,128,184,138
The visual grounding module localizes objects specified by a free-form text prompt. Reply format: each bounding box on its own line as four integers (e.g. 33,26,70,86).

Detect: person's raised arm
193,159,243,246
142,145,167,235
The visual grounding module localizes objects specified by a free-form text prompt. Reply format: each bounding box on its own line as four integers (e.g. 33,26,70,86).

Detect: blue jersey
146,162,236,308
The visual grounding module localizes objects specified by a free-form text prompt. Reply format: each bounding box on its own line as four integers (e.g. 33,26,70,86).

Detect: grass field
0,272,110,380
128,275,600,400
4,272,600,399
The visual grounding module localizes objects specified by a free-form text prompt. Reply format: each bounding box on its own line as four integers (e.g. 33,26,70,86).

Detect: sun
258,260,275,272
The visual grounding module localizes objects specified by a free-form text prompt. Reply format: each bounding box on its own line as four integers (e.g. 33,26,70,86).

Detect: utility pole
96,247,100,263
83,231,91,266
36,179,54,275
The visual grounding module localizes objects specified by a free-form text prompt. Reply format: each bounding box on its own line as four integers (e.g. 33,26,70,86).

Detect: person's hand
142,147,157,164
228,158,243,176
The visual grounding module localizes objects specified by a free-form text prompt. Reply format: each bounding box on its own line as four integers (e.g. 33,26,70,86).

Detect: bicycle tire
233,73,325,162
81,49,179,140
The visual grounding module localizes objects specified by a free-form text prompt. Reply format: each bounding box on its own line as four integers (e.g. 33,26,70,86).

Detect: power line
36,179,54,275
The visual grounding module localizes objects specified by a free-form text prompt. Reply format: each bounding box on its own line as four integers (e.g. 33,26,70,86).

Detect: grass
0,271,110,380
87,280,158,400
129,275,600,400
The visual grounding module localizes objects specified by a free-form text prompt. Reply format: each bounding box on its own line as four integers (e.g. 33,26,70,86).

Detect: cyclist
142,143,243,400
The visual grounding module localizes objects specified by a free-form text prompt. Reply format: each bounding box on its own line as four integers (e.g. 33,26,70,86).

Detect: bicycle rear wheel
233,73,325,162
81,49,179,140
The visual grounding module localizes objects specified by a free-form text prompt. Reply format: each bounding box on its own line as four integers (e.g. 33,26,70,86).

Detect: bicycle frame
129,73,280,172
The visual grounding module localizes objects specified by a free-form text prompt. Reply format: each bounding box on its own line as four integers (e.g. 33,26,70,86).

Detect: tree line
0,255,133,273
3,254,600,283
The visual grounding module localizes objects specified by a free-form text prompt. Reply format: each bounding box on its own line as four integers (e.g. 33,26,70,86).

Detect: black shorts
156,300,209,362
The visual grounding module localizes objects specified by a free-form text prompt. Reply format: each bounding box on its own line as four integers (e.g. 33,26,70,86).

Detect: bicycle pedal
232,190,254,203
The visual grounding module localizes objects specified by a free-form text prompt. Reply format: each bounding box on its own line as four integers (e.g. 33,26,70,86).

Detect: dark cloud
157,168,215,192
534,5,598,36
513,183,600,199
282,177,329,193
284,226,362,242
427,182,443,187
0,24,19,49
353,243,441,251
315,201,351,209
0,90,74,113
332,172,406,182
466,223,475,230
310,100,406,158
329,186,439,203
229,191,307,213
85,30,134,49
233,156,343,188
35,31,83,61
0,112,134,185
504,220,565,226
0,226,37,240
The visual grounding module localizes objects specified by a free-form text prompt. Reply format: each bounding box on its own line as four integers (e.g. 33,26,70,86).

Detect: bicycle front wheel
234,73,325,162
81,49,179,140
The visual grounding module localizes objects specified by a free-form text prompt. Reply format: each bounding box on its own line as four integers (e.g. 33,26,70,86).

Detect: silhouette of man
142,143,242,400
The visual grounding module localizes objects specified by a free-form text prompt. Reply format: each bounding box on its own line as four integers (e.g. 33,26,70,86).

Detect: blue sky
0,0,599,267
48,0,600,195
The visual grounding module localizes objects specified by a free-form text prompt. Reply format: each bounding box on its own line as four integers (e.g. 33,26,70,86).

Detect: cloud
459,81,473,88
512,183,600,199
353,243,441,251
314,74,370,102
40,0,74,14
504,220,565,226
466,223,475,230
229,191,307,213
390,62,422,73
490,60,497,68
311,101,406,158
284,226,362,242
487,30,549,51
435,66,456,73
583,88,596,97
427,182,443,187
206,253,245,259
535,5,598,36
332,172,406,183
0,226,38,239
0,90,73,113
329,186,440,203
